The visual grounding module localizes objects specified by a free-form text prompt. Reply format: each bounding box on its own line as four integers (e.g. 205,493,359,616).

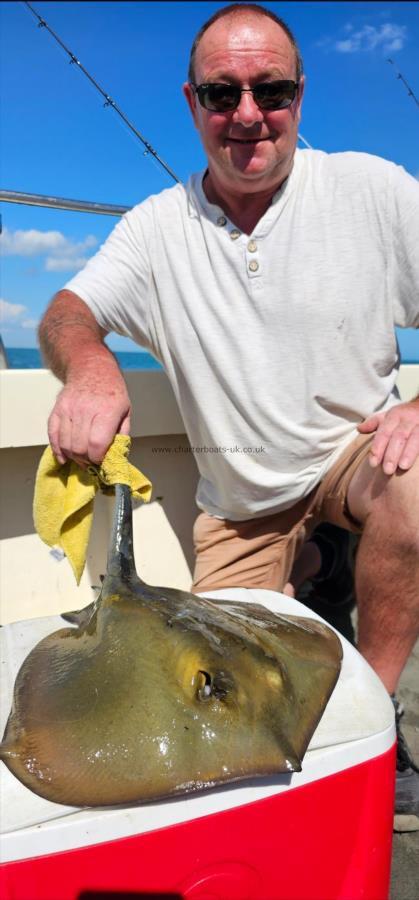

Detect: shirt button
230,229,241,240
248,260,259,272
217,216,227,226
247,240,257,252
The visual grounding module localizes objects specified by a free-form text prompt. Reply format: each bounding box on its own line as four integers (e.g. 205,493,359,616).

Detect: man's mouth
226,136,272,144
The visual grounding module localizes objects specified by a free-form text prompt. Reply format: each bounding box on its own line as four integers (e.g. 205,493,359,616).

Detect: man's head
183,3,305,198
187,4,303,85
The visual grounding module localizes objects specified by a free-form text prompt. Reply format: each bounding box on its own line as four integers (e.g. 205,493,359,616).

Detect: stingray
0,485,342,807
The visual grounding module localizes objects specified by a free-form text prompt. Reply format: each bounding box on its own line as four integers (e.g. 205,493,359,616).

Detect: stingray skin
0,485,342,807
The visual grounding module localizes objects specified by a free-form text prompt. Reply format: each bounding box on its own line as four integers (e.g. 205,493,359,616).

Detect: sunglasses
191,80,300,112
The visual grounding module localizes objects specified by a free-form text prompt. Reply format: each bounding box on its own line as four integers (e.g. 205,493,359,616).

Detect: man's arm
357,163,419,476
39,290,131,465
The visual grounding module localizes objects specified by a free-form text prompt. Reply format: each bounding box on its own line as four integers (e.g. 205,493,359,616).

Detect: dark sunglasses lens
254,81,297,109
198,84,240,111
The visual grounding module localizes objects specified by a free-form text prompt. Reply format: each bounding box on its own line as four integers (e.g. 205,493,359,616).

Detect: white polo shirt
64,149,419,520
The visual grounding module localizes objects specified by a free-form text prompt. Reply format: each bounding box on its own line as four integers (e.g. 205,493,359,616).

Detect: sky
0,0,418,359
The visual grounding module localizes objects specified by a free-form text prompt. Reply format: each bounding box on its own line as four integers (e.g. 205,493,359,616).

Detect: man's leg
191,494,314,594
285,439,419,819
283,540,321,597
346,455,419,694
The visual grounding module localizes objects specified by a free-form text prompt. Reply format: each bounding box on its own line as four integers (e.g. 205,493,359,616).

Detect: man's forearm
39,290,131,464
39,290,117,383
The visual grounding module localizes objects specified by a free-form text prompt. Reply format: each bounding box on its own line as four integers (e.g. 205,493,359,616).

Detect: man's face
183,14,304,195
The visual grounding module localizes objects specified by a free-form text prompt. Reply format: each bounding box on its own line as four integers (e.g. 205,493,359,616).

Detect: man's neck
203,169,291,235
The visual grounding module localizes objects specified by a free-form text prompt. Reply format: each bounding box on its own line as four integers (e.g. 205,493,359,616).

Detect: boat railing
0,189,129,217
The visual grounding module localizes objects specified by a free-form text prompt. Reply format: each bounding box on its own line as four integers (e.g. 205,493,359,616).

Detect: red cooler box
0,589,395,900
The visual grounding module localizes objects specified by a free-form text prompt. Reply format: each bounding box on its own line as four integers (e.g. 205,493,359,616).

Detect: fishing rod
387,59,419,109
23,1,180,184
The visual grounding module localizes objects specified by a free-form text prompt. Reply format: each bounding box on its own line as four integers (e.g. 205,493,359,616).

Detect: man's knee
348,453,419,540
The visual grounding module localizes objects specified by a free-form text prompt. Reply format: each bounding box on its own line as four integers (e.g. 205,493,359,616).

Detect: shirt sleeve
390,164,419,329
63,203,154,349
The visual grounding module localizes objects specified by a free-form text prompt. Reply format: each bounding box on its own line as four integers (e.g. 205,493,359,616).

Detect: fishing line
387,59,419,109
298,134,313,150
22,1,180,184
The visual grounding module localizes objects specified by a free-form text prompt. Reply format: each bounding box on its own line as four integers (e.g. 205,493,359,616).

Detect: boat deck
390,637,419,898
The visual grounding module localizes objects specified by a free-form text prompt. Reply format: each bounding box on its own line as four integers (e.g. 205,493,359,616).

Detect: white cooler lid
0,589,395,862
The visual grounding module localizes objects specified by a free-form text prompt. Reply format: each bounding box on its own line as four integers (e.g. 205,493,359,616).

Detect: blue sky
1,0,418,359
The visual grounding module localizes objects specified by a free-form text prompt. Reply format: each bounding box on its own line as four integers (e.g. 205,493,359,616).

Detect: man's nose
232,90,264,127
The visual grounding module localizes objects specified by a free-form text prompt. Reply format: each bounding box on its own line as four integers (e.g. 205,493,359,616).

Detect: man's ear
183,82,198,125
296,75,305,121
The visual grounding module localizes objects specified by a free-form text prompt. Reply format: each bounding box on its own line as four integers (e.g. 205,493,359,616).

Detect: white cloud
1,228,68,256
318,22,408,55
0,298,28,322
335,23,407,54
0,227,98,272
0,298,39,333
45,256,90,273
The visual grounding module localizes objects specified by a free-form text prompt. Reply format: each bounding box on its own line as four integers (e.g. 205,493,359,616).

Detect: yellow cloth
33,434,152,584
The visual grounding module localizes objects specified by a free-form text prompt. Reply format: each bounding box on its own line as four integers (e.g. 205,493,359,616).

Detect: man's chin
223,142,282,174
226,156,278,180
226,139,296,180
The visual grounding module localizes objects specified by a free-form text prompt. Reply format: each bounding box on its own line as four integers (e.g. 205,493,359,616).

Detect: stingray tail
107,483,139,581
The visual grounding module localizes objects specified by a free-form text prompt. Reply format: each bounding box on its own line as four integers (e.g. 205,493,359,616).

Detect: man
39,3,419,816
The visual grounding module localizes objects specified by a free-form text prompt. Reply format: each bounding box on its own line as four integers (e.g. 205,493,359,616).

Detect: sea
4,347,162,371
3,333,419,369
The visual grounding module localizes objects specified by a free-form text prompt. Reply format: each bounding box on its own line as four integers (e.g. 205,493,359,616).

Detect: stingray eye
211,671,233,700
196,670,212,701
196,670,232,702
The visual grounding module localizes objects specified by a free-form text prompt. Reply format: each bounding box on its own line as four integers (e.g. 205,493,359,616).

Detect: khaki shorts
192,432,373,593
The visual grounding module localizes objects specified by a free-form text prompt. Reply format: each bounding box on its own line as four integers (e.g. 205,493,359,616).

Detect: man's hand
39,290,131,465
358,400,419,475
48,371,131,466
